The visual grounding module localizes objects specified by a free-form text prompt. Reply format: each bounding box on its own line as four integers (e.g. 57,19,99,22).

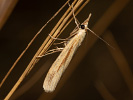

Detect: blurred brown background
0,0,133,100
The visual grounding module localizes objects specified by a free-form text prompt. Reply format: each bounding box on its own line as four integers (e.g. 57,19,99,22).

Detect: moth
43,13,92,92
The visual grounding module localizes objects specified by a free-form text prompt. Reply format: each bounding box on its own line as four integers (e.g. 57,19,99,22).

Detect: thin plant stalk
0,0,71,89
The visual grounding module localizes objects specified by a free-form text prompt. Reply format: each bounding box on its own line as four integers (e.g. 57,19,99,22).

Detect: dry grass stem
0,0,70,89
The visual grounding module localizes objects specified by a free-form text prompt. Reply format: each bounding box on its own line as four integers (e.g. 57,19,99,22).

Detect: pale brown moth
43,13,92,92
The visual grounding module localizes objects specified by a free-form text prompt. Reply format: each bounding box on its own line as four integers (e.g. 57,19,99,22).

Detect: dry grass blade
4,0,85,100
0,0,70,89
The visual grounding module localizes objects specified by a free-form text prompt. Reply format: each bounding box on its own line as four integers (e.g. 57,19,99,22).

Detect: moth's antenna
87,27,115,49
84,14,114,49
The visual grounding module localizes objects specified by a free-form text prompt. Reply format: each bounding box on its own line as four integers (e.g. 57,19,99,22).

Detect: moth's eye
80,25,85,29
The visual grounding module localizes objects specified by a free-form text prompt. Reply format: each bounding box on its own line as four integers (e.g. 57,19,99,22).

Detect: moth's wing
43,36,80,92
43,30,86,92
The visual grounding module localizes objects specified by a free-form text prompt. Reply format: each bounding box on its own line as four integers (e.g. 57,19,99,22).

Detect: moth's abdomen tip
43,87,53,93
44,88,54,93
43,83,55,93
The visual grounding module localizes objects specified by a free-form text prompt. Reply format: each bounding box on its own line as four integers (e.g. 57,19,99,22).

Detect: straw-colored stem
0,0,70,89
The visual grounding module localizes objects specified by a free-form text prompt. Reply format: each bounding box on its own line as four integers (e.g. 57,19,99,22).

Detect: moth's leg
53,40,68,45
37,47,64,58
68,2,80,28
49,34,69,41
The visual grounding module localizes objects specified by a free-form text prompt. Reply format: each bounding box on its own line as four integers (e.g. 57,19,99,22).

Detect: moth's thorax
78,28,86,35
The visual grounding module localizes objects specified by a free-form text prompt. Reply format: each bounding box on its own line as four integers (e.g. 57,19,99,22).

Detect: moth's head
80,13,92,30
80,13,114,49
